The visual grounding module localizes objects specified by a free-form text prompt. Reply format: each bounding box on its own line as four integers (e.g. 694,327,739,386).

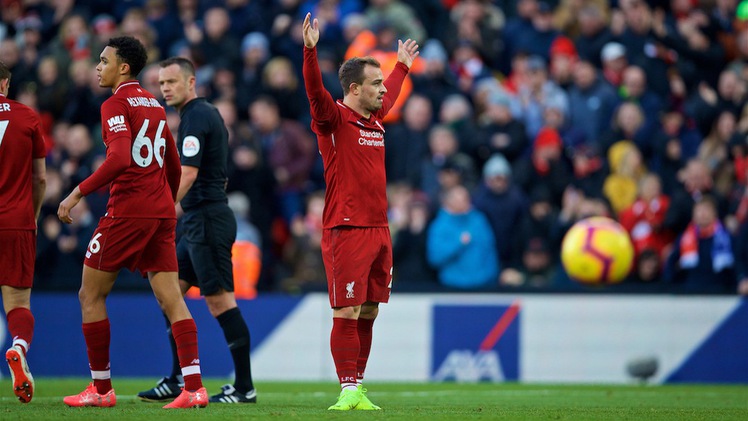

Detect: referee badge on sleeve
182,135,200,157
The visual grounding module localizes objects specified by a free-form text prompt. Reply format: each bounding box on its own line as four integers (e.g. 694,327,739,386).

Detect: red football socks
331,317,359,388
171,318,203,391
356,317,374,383
6,307,34,355
82,319,112,394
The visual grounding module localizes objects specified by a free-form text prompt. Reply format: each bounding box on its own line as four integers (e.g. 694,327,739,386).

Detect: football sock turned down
163,312,181,381
217,307,254,393
171,318,202,392
82,319,112,394
6,307,34,355
330,317,359,390
356,317,375,383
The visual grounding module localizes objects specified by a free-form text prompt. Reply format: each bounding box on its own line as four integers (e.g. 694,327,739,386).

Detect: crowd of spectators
2,0,748,295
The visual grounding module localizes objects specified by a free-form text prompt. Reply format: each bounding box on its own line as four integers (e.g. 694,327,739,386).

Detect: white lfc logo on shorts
346,281,355,299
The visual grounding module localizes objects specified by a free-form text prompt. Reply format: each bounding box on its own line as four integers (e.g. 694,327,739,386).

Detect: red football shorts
321,226,393,308
0,230,36,288
84,217,178,277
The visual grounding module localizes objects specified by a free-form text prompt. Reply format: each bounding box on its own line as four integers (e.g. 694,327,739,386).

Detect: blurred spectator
225,0,268,38
364,0,426,43
664,158,726,234
699,110,738,197
619,172,675,261
392,192,437,285
617,0,672,100
260,56,309,123
626,248,663,284
475,89,528,164
410,39,460,116
280,190,327,293
548,36,578,90
385,93,433,183
568,59,618,146
299,0,364,53
651,108,703,194
663,195,736,292
236,32,271,114
603,140,646,214
473,153,528,271
573,3,613,67
501,0,540,73
569,142,606,197
36,56,69,121
600,41,628,87
511,54,569,140
599,101,647,156
449,39,493,93
512,0,561,61
438,93,480,155
514,127,574,205
444,0,504,69
426,185,499,289
248,95,316,224
414,124,476,206
685,69,746,137
191,7,241,73
501,185,558,288
144,0,184,56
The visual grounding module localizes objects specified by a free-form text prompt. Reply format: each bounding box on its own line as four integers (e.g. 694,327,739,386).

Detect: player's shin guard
171,318,203,391
330,318,359,389
82,319,112,394
356,317,374,384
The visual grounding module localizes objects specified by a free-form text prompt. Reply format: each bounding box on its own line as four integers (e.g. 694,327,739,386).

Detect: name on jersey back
126,96,161,108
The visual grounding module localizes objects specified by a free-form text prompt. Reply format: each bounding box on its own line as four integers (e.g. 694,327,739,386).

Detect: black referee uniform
176,97,236,295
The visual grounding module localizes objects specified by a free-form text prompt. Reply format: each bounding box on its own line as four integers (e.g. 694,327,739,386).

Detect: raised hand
302,12,319,49
397,39,420,69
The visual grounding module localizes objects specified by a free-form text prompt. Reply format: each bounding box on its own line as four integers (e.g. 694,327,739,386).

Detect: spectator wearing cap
472,153,529,274
475,89,528,164
548,35,578,90
573,3,613,67
514,127,574,206
410,39,461,113
569,142,606,198
603,140,647,214
236,31,271,113
600,41,628,87
512,54,569,141
568,59,618,146
427,185,499,290
512,0,560,62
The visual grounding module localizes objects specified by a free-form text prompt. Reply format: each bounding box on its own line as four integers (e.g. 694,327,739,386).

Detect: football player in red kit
0,60,47,404
57,36,207,409
302,13,419,410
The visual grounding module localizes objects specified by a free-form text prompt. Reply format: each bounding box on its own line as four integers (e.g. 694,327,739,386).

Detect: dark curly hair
107,36,148,78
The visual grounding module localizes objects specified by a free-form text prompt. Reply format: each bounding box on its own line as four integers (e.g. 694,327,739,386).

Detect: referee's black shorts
177,202,237,296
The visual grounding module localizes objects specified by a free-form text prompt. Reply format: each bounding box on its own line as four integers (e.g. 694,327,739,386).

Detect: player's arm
379,39,419,117
302,12,340,135
31,158,46,221
175,165,198,204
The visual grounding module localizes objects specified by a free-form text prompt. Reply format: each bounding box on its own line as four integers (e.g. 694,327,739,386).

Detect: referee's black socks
217,307,255,393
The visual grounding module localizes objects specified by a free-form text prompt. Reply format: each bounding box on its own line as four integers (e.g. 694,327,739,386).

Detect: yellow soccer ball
561,217,635,284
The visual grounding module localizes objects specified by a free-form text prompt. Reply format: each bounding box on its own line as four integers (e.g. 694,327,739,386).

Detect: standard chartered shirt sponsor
358,129,384,147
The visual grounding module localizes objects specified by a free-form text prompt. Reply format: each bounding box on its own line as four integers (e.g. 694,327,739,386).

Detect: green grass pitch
0,378,746,420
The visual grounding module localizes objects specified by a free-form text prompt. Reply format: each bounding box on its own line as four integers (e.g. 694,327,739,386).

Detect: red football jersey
0,94,46,230
303,47,408,229
79,81,180,219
